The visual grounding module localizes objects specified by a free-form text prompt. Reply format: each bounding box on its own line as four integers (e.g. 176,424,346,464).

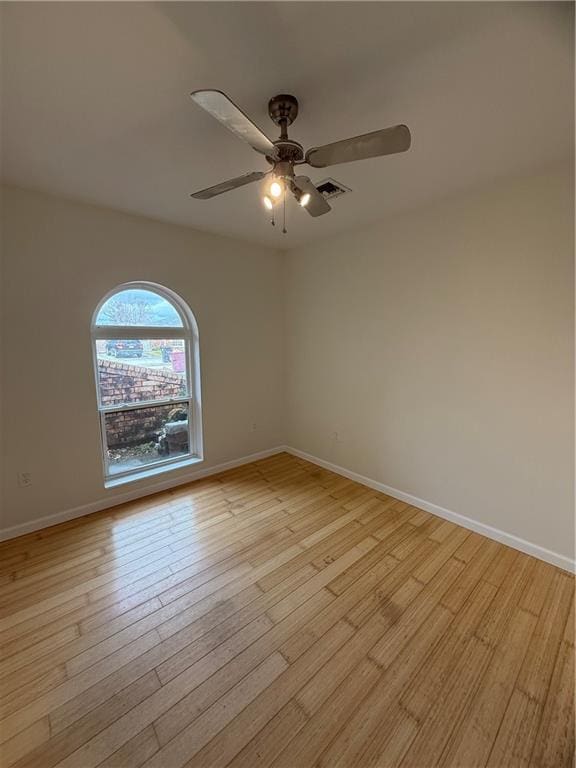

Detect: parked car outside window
105,339,144,358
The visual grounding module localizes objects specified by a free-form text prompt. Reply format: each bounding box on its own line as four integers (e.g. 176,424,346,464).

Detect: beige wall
0,185,285,532
284,169,574,561
2,170,573,564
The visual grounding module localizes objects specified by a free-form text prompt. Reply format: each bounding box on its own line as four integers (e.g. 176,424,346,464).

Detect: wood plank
398,635,493,766
153,589,336,747
98,725,159,768
269,658,380,768
225,699,308,768
515,570,574,703
529,606,576,768
486,688,542,768
313,604,454,768
49,565,316,735
0,718,50,767
182,621,355,768
401,578,498,720
439,607,538,767
11,671,162,768
60,653,289,768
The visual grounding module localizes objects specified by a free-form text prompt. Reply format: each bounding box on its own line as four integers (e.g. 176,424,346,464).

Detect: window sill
104,456,204,489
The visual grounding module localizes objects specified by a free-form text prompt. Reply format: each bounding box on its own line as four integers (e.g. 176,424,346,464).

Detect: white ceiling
1,2,572,249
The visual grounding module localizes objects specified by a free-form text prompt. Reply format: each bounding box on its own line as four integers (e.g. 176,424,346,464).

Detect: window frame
91,282,203,486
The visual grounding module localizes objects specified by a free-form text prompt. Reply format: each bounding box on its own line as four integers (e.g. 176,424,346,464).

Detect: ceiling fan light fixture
293,185,311,208
270,180,283,198
299,192,311,208
263,195,274,210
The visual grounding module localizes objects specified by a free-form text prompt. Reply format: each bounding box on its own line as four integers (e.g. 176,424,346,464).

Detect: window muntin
92,283,201,483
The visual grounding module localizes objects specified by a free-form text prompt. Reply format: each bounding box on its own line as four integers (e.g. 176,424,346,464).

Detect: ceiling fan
190,90,411,230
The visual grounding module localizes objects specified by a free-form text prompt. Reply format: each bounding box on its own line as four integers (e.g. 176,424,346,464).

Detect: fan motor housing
270,139,304,165
268,94,299,127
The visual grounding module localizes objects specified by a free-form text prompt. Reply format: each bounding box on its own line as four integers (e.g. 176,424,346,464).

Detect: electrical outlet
250,422,257,432
18,472,32,488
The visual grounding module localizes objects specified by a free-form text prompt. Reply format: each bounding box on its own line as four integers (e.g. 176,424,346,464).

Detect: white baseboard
0,446,287,542
286,446,575,574
3,444,573,575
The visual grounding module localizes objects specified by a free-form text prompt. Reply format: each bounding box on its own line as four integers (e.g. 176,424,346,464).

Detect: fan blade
191,171,266,200
191,90,275,157
294,176,332,217
305,124,411,168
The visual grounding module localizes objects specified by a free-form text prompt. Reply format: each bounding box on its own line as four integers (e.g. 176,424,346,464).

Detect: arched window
92,282,202,485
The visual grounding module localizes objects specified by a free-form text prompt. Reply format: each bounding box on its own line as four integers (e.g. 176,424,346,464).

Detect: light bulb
263,195,273,211
270,180,283,198
299,192,311,208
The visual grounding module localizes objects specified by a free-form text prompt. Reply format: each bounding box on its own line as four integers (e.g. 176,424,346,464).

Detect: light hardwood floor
0,452,573,768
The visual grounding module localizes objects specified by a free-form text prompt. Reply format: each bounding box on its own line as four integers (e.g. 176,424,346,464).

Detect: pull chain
282,187,287,234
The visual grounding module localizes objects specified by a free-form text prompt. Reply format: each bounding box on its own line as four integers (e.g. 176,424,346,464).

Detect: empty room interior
0,2,574,767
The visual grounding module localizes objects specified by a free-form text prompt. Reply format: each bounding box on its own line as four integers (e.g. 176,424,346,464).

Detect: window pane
96,339,188,406
105,402,190,475
95,289,183,327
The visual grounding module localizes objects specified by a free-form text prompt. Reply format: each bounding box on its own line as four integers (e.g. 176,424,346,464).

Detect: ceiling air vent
314,178,352,200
